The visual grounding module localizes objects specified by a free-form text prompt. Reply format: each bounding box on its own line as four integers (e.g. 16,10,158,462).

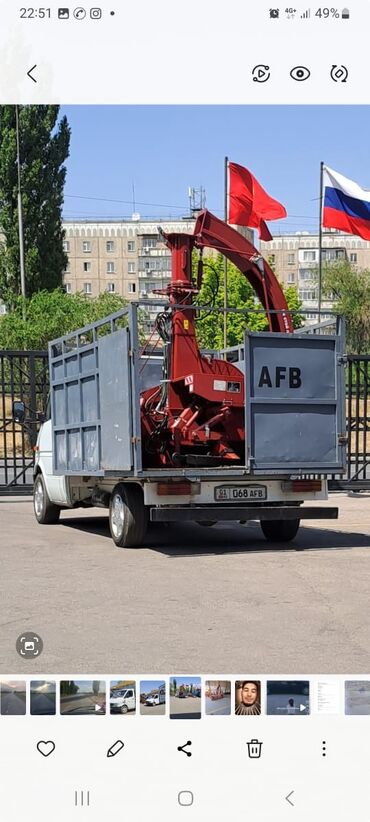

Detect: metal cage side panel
99,328,133,472
244,329,346,474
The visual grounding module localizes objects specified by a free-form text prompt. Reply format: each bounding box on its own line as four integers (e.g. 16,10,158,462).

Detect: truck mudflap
150,506,338,522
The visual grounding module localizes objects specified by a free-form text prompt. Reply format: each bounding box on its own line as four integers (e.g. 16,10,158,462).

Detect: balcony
138,270,171,279
138,248,170,257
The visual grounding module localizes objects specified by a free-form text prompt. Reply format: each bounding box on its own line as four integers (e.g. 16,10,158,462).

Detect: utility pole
318,160,324,321
223,156,228,349
15,105,26,307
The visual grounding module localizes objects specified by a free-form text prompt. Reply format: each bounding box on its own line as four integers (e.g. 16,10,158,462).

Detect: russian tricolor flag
323,166,370,240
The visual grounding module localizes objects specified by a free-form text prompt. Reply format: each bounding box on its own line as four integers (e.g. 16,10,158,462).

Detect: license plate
214,485,267,502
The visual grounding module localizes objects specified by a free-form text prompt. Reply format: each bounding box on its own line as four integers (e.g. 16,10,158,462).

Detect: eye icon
290,66,311,81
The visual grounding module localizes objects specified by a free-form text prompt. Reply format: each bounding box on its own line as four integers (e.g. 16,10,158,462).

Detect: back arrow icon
285,790,295,806
27,65,37,83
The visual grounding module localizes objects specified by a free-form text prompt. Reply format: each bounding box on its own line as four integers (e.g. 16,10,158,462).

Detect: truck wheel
120,704,128,714
260,518,300,543
33,473,61,524
109,483,148,548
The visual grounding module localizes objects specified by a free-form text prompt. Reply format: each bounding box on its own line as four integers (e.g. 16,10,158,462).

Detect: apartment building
261,231,370,321
62,215,254,330
62,215,198,297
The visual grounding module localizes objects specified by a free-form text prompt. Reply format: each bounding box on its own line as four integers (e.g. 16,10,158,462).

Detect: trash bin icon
247,739,263,758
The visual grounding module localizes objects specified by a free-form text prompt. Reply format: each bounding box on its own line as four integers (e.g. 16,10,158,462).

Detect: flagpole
318,160,324,320
223,155,228,350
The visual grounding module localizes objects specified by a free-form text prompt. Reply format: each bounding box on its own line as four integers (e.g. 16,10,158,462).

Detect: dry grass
0,396,33,459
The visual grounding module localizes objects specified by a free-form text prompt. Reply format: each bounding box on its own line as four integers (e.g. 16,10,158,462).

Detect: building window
107,282,115,293
323,248,345,262
82,241,91,253
83,283,92,294
64,262,70,273
128,283,136,294
83,261,91,272
106,240,114,252
107,261,115,273
142,237,157,249
287,272,295,283
287,253,295,265
350,252,358,263
299,289,318,301
302,250,316,262
128,240,135,252
63,240,70,252
128,262,136,274
270,254,276,264
64,282,72,293
299,269,315,281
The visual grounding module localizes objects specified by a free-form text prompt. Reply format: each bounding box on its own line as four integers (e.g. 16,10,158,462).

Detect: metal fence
345,355,370,487
0,351,48,493
0,348,369,493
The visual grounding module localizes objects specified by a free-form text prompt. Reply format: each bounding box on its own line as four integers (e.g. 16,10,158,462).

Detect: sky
61,105,370,234
140,680,165,692
170,676,201,687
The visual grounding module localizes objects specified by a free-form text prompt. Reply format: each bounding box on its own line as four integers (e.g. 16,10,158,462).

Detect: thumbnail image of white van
110,680,136,714
30,680,56,715
345,681,370,715
205,681,231,715
60,680,106,715
170,677,201,719
235,680,261,715
267,681,310,715
140,681,166,715
0,680,26,715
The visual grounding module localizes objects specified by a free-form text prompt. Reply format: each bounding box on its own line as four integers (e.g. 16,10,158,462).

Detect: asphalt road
205,695,231,715
140,702,166,715
1,493,370,674
30,692,56,715
60,694,105,715
1,691,26,715
170,696,202,719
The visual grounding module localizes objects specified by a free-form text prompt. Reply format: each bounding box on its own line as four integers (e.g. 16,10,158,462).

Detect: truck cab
110,688,136,714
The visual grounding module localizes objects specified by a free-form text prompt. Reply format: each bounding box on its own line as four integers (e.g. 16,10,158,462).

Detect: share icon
177,741,192,757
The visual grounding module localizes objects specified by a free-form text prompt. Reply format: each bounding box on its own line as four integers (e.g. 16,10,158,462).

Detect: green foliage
195,254,303,349
0,288,130,350
0,105,70,303
321,261,370,354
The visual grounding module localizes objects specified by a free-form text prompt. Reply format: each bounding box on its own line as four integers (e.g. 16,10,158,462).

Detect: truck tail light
157,481,193,496
286,480,322,493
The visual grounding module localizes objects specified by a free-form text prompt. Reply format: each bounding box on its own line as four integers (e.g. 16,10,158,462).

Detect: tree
195,254,303,350
322,261,370,353
0,105,71,304
0,288,130,350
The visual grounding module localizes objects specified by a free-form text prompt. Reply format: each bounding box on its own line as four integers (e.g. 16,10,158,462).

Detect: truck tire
120,704,128,714
109,483,148,548
33,473,61,524
260,518,300,543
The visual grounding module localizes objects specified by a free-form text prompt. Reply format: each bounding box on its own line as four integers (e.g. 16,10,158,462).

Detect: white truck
110,687,136,714
145,691,166,707
14,308,346,549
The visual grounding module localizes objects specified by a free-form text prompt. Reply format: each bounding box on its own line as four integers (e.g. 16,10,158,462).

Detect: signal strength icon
301,8,311,17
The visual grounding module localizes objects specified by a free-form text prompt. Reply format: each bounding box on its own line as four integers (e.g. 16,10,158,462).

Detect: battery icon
342,7,350,18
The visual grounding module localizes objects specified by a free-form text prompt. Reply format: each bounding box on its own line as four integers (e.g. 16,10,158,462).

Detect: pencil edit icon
107,740,124,758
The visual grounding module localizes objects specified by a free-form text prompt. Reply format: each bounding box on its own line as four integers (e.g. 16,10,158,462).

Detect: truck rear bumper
150,506,338,523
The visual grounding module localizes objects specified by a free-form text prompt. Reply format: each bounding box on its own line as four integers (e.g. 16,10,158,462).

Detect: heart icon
37,740,55,757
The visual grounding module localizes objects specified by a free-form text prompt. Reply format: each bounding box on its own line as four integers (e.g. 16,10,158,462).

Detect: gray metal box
244,330,346,473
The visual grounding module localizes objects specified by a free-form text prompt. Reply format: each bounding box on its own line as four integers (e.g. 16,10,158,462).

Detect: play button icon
300,704,307,712
252,64,271,83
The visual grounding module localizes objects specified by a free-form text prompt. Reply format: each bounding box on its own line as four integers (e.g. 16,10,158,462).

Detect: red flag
228,162,287,239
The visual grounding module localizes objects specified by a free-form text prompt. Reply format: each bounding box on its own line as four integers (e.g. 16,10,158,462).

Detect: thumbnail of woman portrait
235,680,261,715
